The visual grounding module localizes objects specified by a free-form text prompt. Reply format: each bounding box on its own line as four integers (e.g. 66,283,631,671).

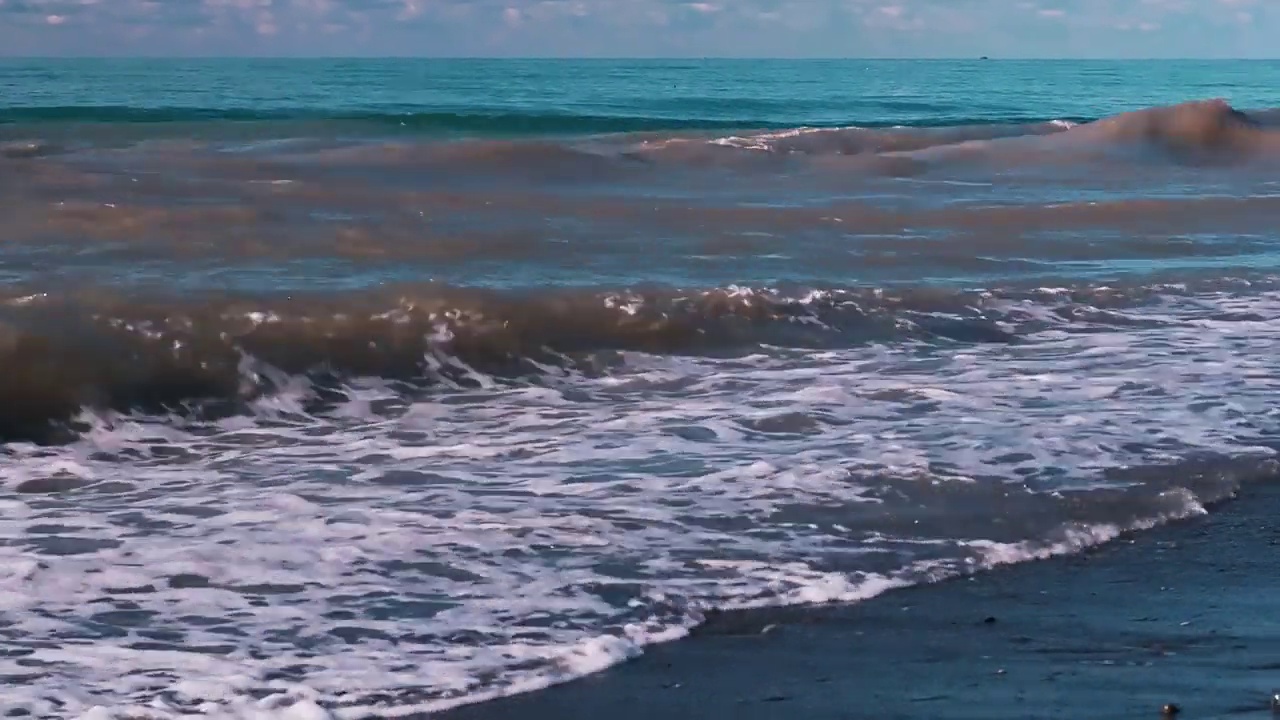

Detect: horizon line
2,55,1280,62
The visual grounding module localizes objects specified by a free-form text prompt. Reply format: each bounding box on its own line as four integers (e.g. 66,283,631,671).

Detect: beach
443,481,1280,720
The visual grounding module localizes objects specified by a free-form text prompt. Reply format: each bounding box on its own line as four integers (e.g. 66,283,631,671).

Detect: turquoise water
5,59,1280,292
4,58,1280,131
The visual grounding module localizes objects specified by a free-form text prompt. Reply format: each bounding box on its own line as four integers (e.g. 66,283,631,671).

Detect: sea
3,58,1280,719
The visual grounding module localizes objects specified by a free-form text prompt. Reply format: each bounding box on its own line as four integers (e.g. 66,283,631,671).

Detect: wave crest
1,278,1268,444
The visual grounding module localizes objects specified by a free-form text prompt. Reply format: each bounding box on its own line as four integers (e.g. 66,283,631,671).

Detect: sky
0,0,1275,58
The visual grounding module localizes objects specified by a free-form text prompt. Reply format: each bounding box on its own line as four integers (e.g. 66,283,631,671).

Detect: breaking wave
4,100,1278,165
0,276,1275,445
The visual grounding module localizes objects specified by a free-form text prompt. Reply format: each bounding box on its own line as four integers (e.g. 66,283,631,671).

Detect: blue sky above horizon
0,0,1273,58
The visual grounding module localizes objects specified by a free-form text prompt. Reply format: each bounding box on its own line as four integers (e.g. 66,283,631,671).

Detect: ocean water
4,58,1280,719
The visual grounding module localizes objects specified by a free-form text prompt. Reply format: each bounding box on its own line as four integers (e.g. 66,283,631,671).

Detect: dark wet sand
440,482,1280,720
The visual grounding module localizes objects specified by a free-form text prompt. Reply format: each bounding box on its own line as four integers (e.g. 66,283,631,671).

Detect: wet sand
440,482,1280,720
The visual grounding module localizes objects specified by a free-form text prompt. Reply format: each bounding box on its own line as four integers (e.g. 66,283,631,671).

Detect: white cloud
0,0,1277,56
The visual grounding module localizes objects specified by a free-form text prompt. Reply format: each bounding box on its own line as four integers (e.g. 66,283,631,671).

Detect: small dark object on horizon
1162,703,1181,717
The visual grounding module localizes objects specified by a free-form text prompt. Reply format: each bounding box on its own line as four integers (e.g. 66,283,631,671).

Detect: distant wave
698,100,1280,162
0,277,1269,444
3,100,1278,166
0,104,1093,135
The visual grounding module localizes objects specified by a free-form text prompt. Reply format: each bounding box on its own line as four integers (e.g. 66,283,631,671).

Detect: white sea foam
704,119,1076,155
4,288,1280,718
709,126,841,151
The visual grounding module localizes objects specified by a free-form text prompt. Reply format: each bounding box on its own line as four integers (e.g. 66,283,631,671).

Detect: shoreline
438,483,1280,720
